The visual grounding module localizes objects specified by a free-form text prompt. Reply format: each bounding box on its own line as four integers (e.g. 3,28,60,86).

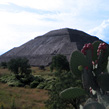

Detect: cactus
106,57,109,73
60,87,86,99
83,101,105,109
70,51,88,77
82,69,98,90
97,73,109,91
70,41,109,92
97,43,109,72
92,41,101,61
60,41,109,108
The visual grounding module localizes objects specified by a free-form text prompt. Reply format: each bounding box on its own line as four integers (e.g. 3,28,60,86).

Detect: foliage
36,76,56,90
8,57,31,76
0,62,7,69
0,74,24,87
30,80,39,88
10,97,16,109
0,80,48,109
45,71,83,109
61,41,109,109
7,57,33,85
50,54,70,72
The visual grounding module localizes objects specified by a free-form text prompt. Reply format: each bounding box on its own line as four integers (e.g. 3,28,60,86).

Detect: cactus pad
97,73,109,91
84,101,105,109
70,51,88,77
82,69,98,90
60,87,86,99
106,57,109,73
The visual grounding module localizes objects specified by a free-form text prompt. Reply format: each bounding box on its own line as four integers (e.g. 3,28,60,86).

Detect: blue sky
0,0,109,55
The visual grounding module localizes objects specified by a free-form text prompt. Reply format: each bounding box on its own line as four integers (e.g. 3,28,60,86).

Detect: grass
32,66,53,76
0,67,50,109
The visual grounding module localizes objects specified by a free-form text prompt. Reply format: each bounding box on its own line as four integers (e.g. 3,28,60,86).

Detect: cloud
0,0,63,11
0,0,109,55
89,19,109,42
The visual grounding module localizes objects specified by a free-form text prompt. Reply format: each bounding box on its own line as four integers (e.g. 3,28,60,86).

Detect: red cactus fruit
97,43,107,55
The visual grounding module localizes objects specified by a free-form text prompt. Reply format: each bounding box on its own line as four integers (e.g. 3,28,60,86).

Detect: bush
38,66,45,70
34,75,44,82
8,57,31,76
45,71,82,109
8,81,24,87
0,62,7,69
7,57,33,86
37,82,46,89
0,74,24,87
30,81,39,88
50,54,70,72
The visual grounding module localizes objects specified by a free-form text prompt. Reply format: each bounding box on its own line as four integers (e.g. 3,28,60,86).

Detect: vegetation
0,82,48,109
8,57,31,76
45,55,83,109
0,62,7,69
60,41,109,109
0,67,49,109
0,41,108,109
50,54,70,72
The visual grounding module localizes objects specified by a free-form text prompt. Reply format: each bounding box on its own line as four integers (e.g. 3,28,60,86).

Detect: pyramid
0,28,102,66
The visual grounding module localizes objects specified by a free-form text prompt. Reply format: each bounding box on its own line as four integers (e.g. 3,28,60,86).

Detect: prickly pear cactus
82,69,98,90
60,41,109,108
60,87,86,99
84,101,105,109
70,51,88,77
97,73,109,91
97,93,109,108
92,41,101,61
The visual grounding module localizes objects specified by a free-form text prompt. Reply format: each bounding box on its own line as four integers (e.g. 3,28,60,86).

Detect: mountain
0,28,103,66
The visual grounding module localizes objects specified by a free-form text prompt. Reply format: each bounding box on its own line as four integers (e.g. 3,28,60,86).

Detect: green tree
50,54,70,72
0,62,7,69
8,57,31,76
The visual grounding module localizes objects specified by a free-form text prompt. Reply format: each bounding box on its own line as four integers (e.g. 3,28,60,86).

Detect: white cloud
0,0,63,11
89,19,109,42
0,0,109,55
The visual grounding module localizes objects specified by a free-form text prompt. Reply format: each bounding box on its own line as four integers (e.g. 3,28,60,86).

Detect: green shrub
0,74,24,87
8,57,31,76
30,81,39,88
34,75,44,82
45,71,81,109
50,54,70,72
8,81,24,87
37,82,46,89
0,62,7,69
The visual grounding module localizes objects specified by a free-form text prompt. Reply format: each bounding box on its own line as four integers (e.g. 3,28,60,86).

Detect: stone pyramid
0,28,102,66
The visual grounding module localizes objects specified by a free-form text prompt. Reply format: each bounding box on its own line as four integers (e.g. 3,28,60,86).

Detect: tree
8,57,31,76
50,54,70,72
0,61,7,69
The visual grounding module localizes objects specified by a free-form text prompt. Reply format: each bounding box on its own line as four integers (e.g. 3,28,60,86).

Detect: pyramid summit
0,28,102,66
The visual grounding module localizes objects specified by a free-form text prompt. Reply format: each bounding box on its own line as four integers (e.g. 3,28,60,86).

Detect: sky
0,0,109,55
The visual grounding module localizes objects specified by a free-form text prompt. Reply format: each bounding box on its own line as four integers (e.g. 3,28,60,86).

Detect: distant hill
0,28,104,66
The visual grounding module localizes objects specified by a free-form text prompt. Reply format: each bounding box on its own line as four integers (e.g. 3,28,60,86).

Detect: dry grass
31,66,53,76
0,68,10,77
0,67,50,109
0,83,48,109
